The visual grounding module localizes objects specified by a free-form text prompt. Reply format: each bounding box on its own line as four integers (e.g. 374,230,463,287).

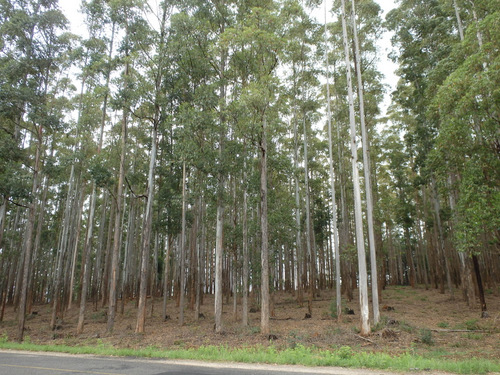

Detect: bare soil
1,286,499,361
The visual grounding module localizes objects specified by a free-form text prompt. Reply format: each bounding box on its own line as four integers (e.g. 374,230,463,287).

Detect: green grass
0,339,499,374
437,321,449,328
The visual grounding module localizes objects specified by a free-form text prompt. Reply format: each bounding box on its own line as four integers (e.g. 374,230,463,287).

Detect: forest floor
1,285,499,362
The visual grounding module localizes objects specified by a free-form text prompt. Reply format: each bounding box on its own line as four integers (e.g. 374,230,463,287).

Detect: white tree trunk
242,163,249,326
179,162,187,326
260,115,270,336
292,117,303,304
350,0,380,325
340,0,370,336
323,1,341,321
302,117,315,314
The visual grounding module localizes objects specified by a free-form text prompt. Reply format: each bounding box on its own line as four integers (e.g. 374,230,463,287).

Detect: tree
349,0,380,324
77,0,116,335
0,0,71,341
135,0,172,334
339,0,370,336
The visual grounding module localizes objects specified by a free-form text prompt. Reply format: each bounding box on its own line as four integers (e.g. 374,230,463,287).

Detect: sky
59,0,399,116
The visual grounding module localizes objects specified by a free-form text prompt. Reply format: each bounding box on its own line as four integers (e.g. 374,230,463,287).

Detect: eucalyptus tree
281,0,323,313
428,1,500,312
221,0,283,335
348,0,382,324
76,0,117,335
339,0,370,336
132,0,173,334
386,0,498,302
322,0,341,321
51,0,114,330
168,0,239,333
0,0,71,341
105,0,149,333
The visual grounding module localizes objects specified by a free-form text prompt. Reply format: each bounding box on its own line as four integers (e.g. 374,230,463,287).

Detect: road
0,350,405,375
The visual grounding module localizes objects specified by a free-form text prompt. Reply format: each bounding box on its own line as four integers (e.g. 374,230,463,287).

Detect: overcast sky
59,0,398,116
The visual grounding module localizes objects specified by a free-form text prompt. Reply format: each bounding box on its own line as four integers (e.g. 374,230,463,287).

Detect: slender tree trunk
107,59,129,333
452,0,465,41
77,22,115,334
162,234,172,319
195,195,204,320
51,158,77,329
260,114,270,336
431,177,454,298
68,187,85,310
350,0,379,324
0,198,6,251
214,33,227,333
179,162,187,326
340,0,370,336
292,117,303,306
135,126,157,332
242,163,249,326
17,128,42,342
323,4,341,320
472,254,487,313
303,117,315,315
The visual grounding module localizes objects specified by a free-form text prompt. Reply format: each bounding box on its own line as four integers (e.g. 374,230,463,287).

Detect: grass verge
0,340,498,374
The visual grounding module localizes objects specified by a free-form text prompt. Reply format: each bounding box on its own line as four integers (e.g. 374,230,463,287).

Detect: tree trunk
77,21,115,334
17,128,42,342
431,177,454,298
135,121,158,332
106,58,129,333
179,162,187,326
242,163,249,326
260,115,270,336
68,187,85,310
350,0,379,324
195,195,204,321
302,116,315,315
292,117,304,306
472,254,487,313
340,0,370,336
323,5,342,319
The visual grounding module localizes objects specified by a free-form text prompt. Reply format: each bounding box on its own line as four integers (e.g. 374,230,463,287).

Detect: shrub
420,329,434,345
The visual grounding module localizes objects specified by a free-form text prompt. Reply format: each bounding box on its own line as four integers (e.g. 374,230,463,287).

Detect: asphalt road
0,350,402,375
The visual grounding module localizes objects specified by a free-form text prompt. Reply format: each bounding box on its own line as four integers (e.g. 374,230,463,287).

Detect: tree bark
135,121,158,332
107,58,129,333
302,116,316,315
242,164,249,326
340,0,370,336
260,115,270,336
350,0,379,324
178,162,187,326
17,128,42,342
323,4,342,320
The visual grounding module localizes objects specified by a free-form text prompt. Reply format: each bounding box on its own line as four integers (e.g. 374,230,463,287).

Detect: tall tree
339,0,370,336
0,0,70,341
349,0,380,324
135,0,172,334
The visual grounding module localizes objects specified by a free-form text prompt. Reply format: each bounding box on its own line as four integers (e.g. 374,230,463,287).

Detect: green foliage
336,345,354,359
329,299,343,319
419,329,434,346
464,319,480,331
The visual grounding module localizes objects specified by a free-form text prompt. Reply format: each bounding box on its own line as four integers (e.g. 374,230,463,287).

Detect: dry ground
1,285,499,361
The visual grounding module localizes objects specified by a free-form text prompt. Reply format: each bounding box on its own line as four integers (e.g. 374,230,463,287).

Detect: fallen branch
355,334,377,345
430,329,487,333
